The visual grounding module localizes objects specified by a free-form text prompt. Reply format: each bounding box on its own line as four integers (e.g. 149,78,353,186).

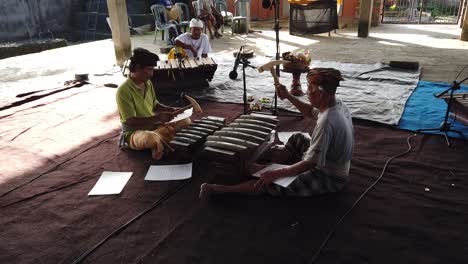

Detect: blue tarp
398,80,468,139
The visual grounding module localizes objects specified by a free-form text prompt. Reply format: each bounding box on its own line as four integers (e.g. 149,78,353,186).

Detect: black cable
0,133,119,198
70,181,189,264
133,198,198,264
0,174,99,209
309,134,417,264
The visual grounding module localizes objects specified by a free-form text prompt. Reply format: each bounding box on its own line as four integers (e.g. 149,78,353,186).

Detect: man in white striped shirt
200,68,354,198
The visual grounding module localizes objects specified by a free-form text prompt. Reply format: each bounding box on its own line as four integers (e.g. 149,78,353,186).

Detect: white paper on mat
88,171,133,196
252,163,298,188
144,163,193,181
168,108,193,124
277,131,310,144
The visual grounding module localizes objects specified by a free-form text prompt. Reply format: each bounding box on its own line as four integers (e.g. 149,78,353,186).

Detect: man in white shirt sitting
175,18,212,58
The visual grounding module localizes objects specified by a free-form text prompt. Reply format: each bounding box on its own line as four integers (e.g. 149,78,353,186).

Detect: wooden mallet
172,95,203,116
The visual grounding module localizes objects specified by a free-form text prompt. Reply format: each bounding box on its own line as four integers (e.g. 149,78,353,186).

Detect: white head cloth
189,18,204,28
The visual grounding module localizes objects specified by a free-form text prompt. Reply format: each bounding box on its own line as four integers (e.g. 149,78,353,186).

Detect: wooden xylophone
199,114,279,181
170,116,225,159
439,92,468,125
153,57,217,85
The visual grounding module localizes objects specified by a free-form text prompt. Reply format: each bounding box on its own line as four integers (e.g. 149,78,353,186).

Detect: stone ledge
0,39,68,60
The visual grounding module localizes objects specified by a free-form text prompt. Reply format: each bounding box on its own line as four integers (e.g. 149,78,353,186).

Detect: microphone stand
171,38,186,104
273,0,281,115
269,0,302,118
229,46,244,80
417,76,468,147
239,57,257,114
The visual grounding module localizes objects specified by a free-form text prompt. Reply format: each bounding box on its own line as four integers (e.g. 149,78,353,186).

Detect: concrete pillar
358,0,373,38
461,0,468,41
106,0,132,66
462,1,468,41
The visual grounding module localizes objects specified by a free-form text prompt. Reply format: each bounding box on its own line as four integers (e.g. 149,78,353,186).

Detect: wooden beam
358,0,374,38
106,0,132,65
462,0,468,41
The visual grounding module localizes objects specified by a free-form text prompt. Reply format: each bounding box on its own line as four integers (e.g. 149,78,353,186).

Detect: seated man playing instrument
200,68,354,198
175,18,212,58
116,48,191,160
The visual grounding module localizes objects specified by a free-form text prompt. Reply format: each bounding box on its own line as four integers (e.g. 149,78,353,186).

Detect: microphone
229,46,244,80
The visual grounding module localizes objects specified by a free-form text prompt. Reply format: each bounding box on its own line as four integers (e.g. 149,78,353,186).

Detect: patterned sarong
264,133,348,196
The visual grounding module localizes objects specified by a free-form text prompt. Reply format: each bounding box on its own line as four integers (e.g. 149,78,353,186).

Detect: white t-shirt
175,33,212,58
303,99,354,178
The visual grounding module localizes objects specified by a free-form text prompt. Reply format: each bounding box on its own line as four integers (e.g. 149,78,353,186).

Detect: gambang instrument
199,114,279,181
153,57,217,85
170,116,225,159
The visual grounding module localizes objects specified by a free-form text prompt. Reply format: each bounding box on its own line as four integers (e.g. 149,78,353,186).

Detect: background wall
227,0,286,20
224,0,362,28
0,0,81,42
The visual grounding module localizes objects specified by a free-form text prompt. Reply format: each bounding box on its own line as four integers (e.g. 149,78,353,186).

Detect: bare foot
151,148,164,160
199,183,215,201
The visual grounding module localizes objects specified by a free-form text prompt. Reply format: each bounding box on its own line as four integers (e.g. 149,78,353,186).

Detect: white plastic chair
150,4,180,44
215,0,233,28
175,2,191,32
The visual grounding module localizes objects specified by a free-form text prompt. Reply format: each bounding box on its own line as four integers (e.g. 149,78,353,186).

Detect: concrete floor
1,23,468,102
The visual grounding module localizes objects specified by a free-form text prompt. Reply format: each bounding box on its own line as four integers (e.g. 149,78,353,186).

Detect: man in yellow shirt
116,48,191,160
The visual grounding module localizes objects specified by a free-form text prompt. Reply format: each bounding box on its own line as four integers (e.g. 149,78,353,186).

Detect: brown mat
0,85,467,264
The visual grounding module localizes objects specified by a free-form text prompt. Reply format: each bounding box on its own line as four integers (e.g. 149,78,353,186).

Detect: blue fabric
152,0,173,8
398,80,468,139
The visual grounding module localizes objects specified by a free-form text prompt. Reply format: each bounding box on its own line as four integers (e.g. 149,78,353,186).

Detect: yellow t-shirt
116,78,159,141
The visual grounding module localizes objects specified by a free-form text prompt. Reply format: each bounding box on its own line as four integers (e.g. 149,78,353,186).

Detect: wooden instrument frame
152,57,218,92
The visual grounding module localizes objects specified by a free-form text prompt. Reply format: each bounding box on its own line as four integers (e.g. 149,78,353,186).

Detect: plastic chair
215,0,233,28
175,2,191,32
150,4,180,44
231,16,248,35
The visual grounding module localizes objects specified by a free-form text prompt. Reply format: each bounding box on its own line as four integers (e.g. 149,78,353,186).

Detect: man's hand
275,84,289,100
154,112,174,123
191,46,198,57
254,168,284,191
